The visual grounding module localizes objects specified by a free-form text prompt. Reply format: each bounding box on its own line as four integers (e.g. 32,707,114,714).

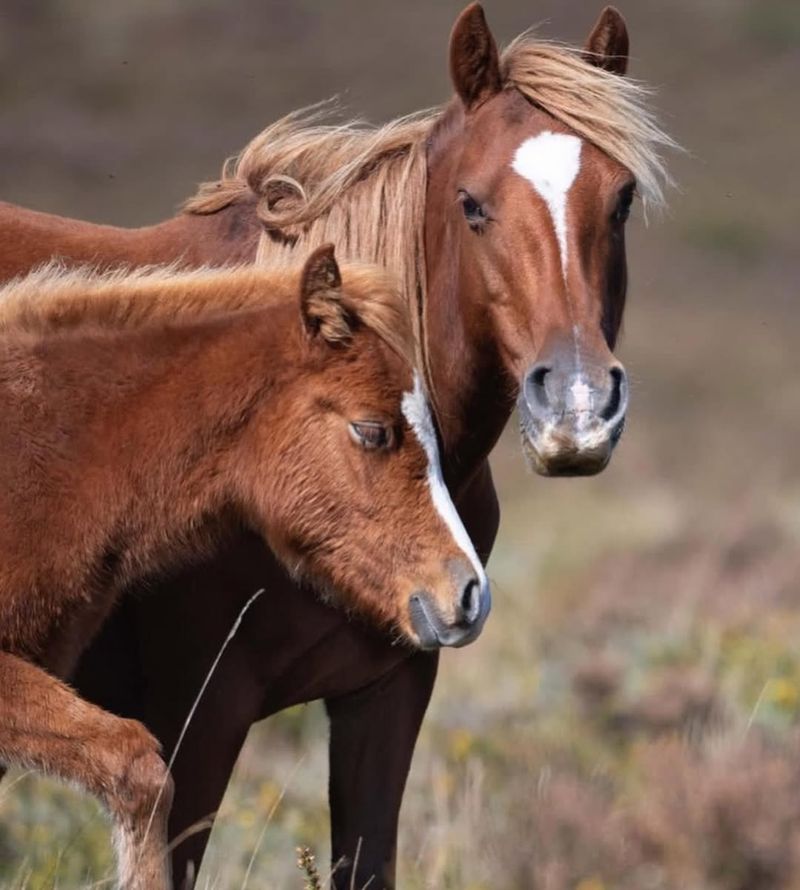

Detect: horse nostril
527,364,551,410
459,578,481,625
601,366,627,422
532,365,549,387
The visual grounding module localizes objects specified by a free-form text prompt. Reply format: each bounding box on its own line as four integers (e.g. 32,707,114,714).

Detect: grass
295,848,322,890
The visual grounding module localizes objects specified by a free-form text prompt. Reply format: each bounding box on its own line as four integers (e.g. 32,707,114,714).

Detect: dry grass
295,848,322,890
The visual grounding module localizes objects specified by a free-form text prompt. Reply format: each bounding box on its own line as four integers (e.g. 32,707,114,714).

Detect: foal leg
326,650,440,890
0,652,173,890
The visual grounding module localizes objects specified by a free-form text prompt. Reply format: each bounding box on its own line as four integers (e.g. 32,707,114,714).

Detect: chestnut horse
0,246,490,889
0,5,674,886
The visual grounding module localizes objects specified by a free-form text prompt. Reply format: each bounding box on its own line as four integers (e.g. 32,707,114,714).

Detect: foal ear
299,243,354,346
450,3,502,112
583,7,629,76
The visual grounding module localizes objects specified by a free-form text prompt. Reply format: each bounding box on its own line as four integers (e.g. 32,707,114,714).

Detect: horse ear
583,7,629,76
449,3,502,112
299,243,354,346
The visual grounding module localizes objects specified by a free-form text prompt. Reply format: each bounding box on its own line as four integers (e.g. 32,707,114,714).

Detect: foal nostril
600,366,627,422
526,364,551,410
458,578,481,625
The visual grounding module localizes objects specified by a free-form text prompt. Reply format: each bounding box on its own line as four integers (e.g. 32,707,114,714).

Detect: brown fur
583,6,630,76
449,3,503,111
0,249,478,889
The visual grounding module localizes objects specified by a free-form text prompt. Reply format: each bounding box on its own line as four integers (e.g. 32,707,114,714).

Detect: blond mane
182,34,676,370
0,261,416,368
186,101,433,371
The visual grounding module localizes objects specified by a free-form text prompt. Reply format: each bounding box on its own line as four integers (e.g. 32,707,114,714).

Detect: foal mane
0,262,415,367
182,33,676,365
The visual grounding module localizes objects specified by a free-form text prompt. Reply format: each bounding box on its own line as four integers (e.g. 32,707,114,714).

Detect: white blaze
511,132,582,277
401,374,487,586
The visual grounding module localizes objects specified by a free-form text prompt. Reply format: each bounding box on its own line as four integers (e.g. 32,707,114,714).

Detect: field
0,0,798,887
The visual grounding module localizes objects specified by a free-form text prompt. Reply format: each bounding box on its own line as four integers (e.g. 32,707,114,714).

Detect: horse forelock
500,36,677,211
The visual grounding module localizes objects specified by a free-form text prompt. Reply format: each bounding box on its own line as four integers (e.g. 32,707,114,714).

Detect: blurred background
0,1,798,887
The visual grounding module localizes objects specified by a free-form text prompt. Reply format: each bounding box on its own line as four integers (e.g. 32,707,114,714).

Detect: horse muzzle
518,359,628,477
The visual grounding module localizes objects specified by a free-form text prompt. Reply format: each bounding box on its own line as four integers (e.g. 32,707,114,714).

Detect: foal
0,246,489,890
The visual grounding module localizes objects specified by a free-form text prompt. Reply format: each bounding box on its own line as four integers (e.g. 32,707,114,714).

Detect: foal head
427,4,670,475
261,246,490,648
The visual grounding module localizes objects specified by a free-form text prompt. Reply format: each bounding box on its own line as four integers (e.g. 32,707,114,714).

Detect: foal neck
41,306,294,522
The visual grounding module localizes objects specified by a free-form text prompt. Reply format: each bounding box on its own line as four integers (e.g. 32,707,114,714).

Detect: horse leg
326,649,439,890
324,463,498,889
72,592,148,722
126,540,278,889
158,646,265,890
0,651,173,890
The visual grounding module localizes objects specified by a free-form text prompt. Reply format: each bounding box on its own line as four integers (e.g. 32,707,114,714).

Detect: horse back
0,199,261,282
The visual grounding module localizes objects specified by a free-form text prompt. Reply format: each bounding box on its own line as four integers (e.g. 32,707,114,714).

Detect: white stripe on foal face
401,373,486,585
511,132,583,278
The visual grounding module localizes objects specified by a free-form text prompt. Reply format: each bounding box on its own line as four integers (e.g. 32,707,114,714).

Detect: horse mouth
519,412,624,477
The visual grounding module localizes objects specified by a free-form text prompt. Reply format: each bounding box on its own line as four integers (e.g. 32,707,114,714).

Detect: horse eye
613,185,635,224
459,190,487,229
349,421,393,451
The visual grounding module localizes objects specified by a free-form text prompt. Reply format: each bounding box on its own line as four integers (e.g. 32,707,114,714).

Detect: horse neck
423,274,513,484
0,200,261,281
423,219,514,489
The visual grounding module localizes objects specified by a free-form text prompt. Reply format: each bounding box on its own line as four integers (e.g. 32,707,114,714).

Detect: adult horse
0,5,672,887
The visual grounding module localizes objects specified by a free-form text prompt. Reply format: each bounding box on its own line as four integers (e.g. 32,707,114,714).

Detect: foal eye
348,421,393,451
459,190,488,230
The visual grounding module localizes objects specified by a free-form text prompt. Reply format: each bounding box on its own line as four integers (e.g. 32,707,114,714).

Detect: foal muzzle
408,560,491,649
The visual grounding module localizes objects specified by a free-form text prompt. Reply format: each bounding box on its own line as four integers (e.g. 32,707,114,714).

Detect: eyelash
458,186,636,230
613,186,637,224
348,421,394,451
458,190,489,232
